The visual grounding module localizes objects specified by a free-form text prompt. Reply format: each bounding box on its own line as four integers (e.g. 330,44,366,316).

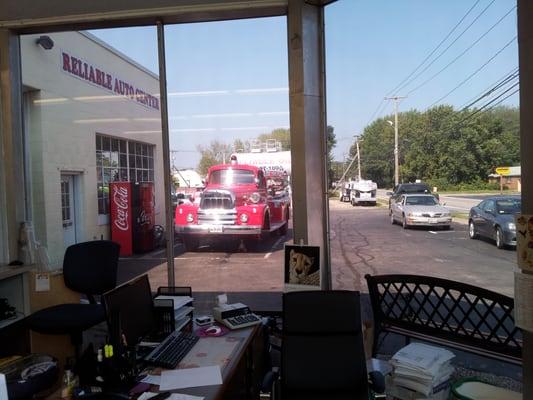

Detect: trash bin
451,377,521,400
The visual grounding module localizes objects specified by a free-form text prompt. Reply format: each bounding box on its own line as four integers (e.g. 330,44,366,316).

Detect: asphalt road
120,200,516,297
329,199,516,297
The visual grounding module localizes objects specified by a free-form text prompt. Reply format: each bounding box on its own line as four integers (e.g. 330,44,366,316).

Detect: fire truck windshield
209,169,256,185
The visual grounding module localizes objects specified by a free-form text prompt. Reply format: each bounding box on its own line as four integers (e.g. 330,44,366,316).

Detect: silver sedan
390,194,452,229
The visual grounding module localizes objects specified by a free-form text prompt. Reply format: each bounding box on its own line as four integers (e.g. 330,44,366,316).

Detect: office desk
144,323,265,400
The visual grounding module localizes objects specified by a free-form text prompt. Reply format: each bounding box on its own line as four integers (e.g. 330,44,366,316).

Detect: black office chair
25,240,120,360
267,290,384,400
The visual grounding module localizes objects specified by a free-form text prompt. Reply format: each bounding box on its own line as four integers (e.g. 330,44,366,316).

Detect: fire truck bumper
176,224,262,235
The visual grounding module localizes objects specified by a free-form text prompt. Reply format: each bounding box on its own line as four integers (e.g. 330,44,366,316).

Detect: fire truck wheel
183,237,199,252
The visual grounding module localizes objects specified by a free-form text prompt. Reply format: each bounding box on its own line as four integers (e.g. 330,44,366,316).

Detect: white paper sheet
0,374,8,400
159,366,222,391
138,392,204,400
140,374,162,385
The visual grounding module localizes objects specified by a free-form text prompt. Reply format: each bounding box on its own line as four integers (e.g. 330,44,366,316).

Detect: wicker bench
365,274,522,365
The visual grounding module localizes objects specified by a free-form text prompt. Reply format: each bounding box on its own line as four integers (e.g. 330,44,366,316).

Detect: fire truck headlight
240,213,249,223
250,192,261,204
186,213,194,223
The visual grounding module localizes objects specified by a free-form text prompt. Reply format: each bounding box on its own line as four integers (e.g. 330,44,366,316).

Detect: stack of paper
154,295,194,331
388,343,455,399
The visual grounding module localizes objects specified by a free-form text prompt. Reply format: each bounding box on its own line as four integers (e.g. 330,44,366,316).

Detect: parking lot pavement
328,199,516,297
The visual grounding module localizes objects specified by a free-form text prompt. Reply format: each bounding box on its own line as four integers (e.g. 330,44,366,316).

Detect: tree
196,140,232,176
326,125,337,186
358,105,520,189
257,128,291,150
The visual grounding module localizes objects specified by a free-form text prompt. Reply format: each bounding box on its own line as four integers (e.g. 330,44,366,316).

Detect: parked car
387,182,438,209
390,194,452,229
468,196,520,249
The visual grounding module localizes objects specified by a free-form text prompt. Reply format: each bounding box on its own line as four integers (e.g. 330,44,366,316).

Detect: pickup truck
387,182,439,210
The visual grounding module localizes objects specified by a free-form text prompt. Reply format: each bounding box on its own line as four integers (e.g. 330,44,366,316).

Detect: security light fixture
386,120,394,126
36,35,54,50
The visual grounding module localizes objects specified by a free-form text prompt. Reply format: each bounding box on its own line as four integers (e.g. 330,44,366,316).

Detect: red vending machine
110,181,133,256
132,182,155,253
110,181,155,256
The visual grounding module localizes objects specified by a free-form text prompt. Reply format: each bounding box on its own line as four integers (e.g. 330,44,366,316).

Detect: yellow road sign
495,167,511,176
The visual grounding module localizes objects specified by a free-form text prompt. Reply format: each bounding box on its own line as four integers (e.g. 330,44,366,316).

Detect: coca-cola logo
113,186,129,231
137,209,151,226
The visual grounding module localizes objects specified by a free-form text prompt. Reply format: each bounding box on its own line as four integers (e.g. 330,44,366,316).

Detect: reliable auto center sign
60,50,159,111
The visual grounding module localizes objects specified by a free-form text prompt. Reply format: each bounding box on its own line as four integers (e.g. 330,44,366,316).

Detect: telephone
213,302,261,330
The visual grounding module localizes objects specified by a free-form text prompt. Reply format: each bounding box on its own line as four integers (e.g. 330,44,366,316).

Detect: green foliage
326,125,337,185
196,140,232,176
257,128,291,150
356,105,519,189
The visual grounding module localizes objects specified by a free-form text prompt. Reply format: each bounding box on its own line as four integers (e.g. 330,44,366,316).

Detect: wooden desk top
143,324,261,400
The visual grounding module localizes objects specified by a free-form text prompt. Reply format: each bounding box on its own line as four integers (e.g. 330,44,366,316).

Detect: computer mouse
205,326,222,335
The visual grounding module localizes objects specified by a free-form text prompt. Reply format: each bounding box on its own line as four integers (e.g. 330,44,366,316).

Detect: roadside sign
495,167,511,176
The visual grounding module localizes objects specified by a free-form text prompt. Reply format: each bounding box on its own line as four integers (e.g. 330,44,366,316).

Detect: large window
95,134,155,215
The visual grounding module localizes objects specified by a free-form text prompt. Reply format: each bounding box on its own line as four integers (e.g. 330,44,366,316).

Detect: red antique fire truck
175,159,291,251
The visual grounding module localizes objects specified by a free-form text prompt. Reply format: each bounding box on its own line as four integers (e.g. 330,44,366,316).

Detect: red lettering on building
71,56,79,75
60,51,160,111
113,185,129,231
62,52,71,72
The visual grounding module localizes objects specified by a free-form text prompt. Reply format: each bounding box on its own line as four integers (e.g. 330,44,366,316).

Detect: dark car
387,182,438,209
468,196,520,249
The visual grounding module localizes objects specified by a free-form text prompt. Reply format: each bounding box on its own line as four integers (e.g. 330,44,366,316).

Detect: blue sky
91,0,518,167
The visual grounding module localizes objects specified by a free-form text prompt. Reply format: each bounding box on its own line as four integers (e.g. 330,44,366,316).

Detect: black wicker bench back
365,274,522,365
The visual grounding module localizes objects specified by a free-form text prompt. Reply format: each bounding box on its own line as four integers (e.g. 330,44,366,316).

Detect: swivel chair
25,240,120,360
269,290,384,400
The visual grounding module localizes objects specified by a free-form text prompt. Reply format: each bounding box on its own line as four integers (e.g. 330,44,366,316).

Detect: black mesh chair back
63,240,120,303
281,290,369,400
25,240,120,360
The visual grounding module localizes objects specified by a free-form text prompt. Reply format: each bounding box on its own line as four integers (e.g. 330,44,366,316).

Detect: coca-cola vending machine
110,182,155,256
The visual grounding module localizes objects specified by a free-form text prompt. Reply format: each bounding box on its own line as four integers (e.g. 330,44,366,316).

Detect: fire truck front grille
198,190,237,225
200,191,234,210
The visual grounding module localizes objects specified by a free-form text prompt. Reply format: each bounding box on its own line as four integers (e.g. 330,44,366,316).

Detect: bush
426,178,500,192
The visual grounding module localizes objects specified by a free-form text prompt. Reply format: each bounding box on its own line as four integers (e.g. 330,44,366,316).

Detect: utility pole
355,138,362,181
385,95,407,186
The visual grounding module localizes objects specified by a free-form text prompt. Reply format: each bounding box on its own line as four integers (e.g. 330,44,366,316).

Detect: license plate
361,193,371,198
209,225,223,233
429,220,438,224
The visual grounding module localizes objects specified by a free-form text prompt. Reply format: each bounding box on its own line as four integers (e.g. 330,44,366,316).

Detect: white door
61,175,77,248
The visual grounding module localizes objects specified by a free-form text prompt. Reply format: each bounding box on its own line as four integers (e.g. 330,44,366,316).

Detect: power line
396,0,498,95
458,66,518,109
460,72,518,111
427,35,517,107
456,81,519,125
385,0,481,97
481,87,520,112
410,6,516,98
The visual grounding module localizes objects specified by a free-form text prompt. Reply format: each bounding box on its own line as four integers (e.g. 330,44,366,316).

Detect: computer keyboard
144,330,199,369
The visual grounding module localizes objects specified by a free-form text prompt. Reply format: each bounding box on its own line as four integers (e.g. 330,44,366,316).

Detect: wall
20,31,164,266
